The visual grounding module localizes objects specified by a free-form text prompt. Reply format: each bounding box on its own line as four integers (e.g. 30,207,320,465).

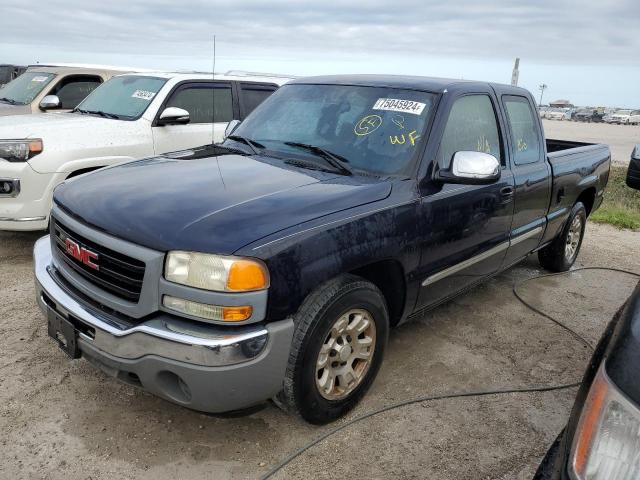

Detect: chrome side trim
422,241,509,287
421,226,544,287
0,215,46,222
509,226,543,247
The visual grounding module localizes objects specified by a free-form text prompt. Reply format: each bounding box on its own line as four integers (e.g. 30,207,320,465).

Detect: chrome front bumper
34,236,294,412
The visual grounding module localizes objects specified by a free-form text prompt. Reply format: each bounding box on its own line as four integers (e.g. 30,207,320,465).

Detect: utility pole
511,58,520,86
538,83,548,106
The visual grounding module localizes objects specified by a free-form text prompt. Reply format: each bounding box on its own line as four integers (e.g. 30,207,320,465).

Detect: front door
415,91,515,310
152,81,235,154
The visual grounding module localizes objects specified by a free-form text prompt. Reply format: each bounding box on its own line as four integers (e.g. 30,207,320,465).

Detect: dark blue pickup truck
34,75,610,424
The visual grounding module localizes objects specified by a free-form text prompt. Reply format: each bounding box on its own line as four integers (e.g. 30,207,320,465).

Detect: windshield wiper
0,97,18,105
226,135,265,155
284,141,352,176
73,108,120,119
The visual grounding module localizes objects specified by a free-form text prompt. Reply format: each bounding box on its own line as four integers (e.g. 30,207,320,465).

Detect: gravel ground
0,222,638,480
542,119,639,166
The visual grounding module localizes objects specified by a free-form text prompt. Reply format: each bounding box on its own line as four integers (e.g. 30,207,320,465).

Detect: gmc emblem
64,238,99,271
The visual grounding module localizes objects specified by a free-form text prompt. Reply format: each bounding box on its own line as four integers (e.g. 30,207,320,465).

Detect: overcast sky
2,0,639,107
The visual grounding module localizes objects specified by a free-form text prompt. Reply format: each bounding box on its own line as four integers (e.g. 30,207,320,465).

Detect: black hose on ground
260,266,640,480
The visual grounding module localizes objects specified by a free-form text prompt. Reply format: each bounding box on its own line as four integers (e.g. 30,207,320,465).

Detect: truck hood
0,102,30,116
53,149,392,253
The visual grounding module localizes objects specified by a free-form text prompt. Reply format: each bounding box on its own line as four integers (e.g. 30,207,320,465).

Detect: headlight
570,363,640,479
164,251,269,292
0,139,43,162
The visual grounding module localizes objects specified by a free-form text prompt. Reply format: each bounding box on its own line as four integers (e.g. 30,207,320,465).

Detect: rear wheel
538,202,587,272
276,274,389,424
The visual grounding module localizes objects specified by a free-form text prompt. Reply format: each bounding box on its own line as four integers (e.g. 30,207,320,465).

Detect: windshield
0,71,55,105
616,110,632,115
75,75,167,120
230,83,436,175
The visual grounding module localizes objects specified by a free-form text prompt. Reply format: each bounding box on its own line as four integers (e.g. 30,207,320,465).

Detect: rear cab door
494,88,551,266
151,80,237,153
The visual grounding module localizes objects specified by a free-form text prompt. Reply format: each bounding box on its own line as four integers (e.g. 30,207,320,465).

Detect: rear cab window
502,95,543,165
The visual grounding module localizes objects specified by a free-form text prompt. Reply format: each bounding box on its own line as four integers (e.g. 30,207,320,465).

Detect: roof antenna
212,35,216,145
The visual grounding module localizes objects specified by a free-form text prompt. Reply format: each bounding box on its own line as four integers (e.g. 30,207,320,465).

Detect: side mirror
627,145,640,190
436,151,501,185
39,95,60,110
224,119,241,139
158,107,190,126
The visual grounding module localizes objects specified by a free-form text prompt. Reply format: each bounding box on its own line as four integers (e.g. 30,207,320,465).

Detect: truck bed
541,139,611,245
546,138,595,153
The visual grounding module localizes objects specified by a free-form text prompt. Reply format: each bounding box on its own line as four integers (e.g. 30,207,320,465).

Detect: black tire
538,202,587,272
275,274,389,424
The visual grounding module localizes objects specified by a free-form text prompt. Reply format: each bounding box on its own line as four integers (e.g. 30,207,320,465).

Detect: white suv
0,71,291,230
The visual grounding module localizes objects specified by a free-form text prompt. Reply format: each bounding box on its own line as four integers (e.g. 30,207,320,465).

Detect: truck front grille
52,219,146,302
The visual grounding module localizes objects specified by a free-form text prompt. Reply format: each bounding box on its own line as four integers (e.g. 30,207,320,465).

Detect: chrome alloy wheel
315,309,377,400
565,215,583,262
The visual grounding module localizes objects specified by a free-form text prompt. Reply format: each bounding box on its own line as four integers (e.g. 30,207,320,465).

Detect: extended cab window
166,83,233,124
437,95,502,169
503,96,542,165
51,75,102,109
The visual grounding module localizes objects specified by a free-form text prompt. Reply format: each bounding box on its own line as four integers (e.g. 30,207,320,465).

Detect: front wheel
538,202,587,272
276,274,389,424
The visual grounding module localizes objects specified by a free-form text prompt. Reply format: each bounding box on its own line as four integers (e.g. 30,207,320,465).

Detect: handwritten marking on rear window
517,139,528,151
354,114,383,136
390,130,421,146
373,98,426,115
131,90,156,101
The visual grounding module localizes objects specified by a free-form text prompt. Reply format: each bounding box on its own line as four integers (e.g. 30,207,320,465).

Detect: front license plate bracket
47,310,81,359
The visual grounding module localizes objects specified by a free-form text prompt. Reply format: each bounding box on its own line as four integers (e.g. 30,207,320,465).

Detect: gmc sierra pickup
34,75,611,424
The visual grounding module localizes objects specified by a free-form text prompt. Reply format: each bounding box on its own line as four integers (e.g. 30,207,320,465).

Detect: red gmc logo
65,238,99,270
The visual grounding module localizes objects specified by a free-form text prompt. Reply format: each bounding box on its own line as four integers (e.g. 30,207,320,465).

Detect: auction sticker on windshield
131,90,156,101
373,98,426,115
31,76,49,82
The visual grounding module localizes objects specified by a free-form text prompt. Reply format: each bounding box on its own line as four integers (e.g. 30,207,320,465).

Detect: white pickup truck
0,71,291,230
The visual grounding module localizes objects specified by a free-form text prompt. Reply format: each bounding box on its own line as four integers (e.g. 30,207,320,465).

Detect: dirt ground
1,222,638,480
542,119,640,166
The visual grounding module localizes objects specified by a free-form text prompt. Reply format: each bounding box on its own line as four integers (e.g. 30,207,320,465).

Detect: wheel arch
349,259,407,327
576,187,596,216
